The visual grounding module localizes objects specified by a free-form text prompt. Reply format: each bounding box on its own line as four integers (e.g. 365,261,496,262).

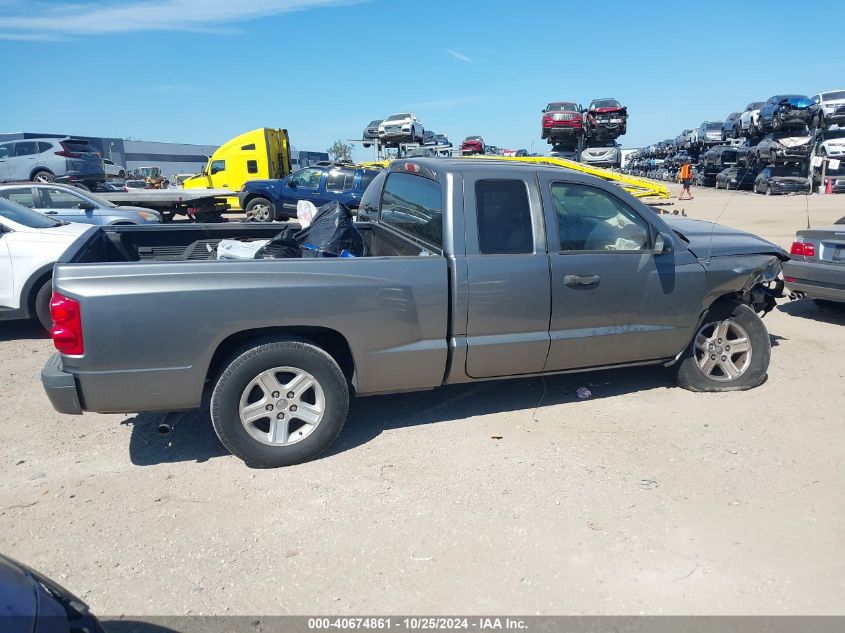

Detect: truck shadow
0,319,48,342
778,298,845,325
326,367,673,459
125,366,676,467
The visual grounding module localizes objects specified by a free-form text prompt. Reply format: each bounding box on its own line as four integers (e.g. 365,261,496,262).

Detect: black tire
244,197,276,222
34,279,53,331
210,338,350,468
31,170,54,183
672,301,770,392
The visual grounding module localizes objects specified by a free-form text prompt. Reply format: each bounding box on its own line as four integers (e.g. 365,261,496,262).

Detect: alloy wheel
693,319,752,382
239,366,325,446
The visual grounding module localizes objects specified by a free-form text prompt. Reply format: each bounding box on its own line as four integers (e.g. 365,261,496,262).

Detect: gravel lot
1,185,844,616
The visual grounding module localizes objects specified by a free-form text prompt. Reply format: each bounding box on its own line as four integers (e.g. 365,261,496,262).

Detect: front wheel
245,197,276,222
210,338,350,468
671,301,770,392
31,170,54,183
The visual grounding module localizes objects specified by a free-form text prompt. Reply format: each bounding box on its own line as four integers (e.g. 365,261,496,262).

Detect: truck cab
183,128,291,209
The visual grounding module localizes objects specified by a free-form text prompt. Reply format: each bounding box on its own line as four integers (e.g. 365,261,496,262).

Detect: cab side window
0,143,11,159
475,179,533,254
291,168,323,188
551,183,650,252
210,160,225,175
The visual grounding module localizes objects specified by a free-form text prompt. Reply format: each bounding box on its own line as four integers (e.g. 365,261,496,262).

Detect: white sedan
0,197,90,329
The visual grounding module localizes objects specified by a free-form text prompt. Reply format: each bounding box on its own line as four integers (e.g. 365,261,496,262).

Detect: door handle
44,211,58,215
564,274,600,287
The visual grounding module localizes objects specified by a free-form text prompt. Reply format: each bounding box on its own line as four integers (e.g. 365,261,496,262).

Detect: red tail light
55,150,81,158
789,240,815,257
50,293,84,355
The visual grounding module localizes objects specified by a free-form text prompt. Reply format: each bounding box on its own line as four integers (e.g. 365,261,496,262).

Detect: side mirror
78,202,95,210
541,109,546,113
0,224,10,234
287,180,297,189
654,232,674,255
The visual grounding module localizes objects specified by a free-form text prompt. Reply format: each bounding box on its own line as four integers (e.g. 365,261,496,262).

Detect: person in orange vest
678,161,694,200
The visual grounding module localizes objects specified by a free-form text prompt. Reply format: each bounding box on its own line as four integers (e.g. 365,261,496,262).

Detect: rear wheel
210,338,350,468
245,197,276,222
34,279,53,331
672,301,770,392
32,170,54,183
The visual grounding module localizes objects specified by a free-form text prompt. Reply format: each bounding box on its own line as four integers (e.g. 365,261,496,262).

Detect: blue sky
1,0,843,161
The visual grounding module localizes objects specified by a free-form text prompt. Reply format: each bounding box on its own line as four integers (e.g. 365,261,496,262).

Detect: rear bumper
65,170,107,183
783,260,845,302
41,353,83,415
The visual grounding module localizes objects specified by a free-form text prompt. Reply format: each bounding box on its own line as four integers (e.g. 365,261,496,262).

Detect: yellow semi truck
183,128,291,210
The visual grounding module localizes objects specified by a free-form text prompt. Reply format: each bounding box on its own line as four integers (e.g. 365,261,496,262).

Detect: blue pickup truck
239,163,381,221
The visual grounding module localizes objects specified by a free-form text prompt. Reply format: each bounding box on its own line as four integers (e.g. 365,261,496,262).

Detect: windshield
769,166,804,177
706,122,723,130
368,120,381,126
824,129,845,140
386,113,410,122
749,102,765,110
591,99,620,109
822,91,845,101
464,136,482,142
547,103,577,112
0,196,62,229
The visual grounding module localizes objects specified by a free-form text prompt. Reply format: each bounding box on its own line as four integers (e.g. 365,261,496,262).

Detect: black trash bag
294,201,364,257
255,238,302,259
254,226,300,259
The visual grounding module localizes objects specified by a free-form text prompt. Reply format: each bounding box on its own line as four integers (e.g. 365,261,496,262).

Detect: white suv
377,113,424,143
0,197,90,329
813,90,845,128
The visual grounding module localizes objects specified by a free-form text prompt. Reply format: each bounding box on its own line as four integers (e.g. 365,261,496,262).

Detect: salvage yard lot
1,185,844,615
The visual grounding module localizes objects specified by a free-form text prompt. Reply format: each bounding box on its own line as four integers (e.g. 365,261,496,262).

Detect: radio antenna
706,160,753,266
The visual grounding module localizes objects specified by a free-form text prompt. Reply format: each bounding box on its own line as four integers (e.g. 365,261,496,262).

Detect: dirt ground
1,185,843,616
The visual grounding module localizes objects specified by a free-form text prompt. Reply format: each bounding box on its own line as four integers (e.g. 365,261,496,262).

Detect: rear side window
357,170,386,222
475,179,533,254
0,143,11,159
37,141,52,153
14,141,39,157
359,171,378,191
246,160,258,174
380,172,442,249
0,187,35,207
326,169,355,192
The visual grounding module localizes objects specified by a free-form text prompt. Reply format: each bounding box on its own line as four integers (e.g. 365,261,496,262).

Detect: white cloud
0,0,363,37
0,31,64,41
444,48,473,63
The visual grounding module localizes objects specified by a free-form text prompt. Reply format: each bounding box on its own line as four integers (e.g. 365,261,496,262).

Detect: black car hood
0,555,37,633
662,217,788,260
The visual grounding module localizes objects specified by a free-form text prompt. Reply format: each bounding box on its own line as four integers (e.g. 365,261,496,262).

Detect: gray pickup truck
42,158,787,468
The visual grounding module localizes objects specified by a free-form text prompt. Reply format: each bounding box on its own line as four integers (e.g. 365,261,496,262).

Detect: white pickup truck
0,197,89,329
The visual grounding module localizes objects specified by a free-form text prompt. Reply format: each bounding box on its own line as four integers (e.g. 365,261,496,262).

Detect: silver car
580,142,621,168
0,137,106,186
0,183,161,225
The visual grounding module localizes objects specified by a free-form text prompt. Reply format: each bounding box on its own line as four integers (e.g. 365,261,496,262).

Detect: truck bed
53,222,448,410
65,222,429,263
